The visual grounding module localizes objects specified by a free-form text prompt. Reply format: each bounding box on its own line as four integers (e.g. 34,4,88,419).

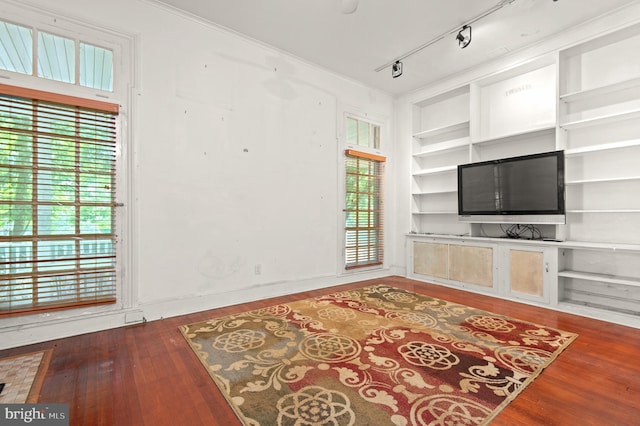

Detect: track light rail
374,0,517,73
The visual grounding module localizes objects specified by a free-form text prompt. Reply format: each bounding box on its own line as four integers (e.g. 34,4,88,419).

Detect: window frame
0,6,130,100
0,4,134,318
339,112,387,273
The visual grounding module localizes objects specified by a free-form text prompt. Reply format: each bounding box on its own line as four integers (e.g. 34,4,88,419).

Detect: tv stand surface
407,232,640,251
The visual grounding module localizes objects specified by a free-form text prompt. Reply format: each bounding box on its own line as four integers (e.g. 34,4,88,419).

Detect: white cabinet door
449,244,495,290
411,239,498,294
413,241,448,279
501,245,557,304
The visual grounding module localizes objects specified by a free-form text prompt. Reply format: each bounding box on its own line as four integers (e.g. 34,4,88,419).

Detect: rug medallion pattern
181,284,577,425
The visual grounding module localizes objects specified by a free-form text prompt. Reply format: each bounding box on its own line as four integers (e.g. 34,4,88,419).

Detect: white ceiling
154,0,638,95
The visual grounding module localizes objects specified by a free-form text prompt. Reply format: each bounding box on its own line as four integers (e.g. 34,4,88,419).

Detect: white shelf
411,85,470,236
566,176,640,185
556,301,640,328
558,270,640,288
474,55,556,86
412,121,469,139
566,209,640,214
413,139,468,157
412,211,457,215
564,138,640,156
407,235,640,252
412,189,457,196
412,165,457,176
560,77,640,103
560,109,640,130
472,125,555,146
557,240,640,252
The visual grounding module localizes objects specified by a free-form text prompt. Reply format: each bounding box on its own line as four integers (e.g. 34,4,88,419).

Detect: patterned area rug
181,284,577,425
0,349,51,403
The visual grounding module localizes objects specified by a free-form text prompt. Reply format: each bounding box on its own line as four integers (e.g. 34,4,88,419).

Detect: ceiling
155,0,638,95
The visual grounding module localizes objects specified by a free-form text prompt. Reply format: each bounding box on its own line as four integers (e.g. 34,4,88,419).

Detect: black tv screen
457,150,565,224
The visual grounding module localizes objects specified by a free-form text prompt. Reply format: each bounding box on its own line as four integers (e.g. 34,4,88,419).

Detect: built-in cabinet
408,22,640,328
410,238,556,305
502,244,555,304
413,240,497,291
557,243,640,320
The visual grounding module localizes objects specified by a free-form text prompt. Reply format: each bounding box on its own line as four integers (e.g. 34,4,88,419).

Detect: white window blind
344,149,385,269
0,83,119,316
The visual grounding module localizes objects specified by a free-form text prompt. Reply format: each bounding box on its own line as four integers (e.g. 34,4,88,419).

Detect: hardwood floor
2,276,639,425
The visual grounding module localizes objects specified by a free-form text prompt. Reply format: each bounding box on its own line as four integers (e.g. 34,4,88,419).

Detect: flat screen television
457,150,565,224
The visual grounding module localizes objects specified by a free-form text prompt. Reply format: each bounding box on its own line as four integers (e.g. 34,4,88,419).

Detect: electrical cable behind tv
501,224,542,240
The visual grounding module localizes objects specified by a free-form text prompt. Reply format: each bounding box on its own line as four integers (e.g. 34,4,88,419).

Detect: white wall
0,0,397,349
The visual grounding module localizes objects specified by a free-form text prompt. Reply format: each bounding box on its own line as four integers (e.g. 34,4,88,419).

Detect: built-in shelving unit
410,85,470,236
555,22,640,323
407,21,640,328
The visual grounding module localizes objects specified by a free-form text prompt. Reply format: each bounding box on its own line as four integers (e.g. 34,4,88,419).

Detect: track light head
456,25,472,49
391,61,403,78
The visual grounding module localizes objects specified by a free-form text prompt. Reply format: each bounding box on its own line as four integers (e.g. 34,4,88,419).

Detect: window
345,116,379,149
0,84,119,316
0,19,114,91
343,116,384,270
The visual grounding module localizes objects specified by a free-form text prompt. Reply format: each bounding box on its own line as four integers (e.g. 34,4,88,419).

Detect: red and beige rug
181,284,577,425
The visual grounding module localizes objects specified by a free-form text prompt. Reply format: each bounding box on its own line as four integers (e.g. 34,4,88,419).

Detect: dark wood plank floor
2,276,639,425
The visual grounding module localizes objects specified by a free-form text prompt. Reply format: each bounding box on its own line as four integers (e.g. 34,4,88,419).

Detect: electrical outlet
254,264,261,275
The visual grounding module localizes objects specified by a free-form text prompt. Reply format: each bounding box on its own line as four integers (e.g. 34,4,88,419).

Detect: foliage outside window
0,84,118,316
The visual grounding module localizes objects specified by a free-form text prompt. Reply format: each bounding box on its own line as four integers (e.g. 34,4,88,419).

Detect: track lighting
457,25,472,49
391,61,403,78
375,0,519,76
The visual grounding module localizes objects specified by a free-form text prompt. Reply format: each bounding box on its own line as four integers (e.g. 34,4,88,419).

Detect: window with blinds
0,84,119,316
344,149,385,269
